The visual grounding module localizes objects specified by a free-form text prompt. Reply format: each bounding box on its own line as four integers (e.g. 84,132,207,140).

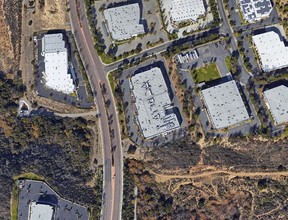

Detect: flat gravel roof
170,0,206,22
264,85,288,125
29,202,54,220
252,31,288,72
42,33,75,94
104,3,145,40
130,67,180,138
202,80,249,129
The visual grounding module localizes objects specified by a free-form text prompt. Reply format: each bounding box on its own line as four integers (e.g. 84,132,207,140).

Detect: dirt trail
255,202,282,218
152,170,288,183
34,0,70,31
55,111,97,118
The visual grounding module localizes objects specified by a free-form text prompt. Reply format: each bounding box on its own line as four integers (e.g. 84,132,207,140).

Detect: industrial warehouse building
201,80,250,129
263,84,288,125
103,3,145,40
238,0,272,22
170,0,206,22
252,31,288,72
130,67,180,138
41,33,75,94
29,202,54,220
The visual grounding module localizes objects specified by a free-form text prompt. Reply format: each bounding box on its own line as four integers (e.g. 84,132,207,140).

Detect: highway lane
69,1,123,220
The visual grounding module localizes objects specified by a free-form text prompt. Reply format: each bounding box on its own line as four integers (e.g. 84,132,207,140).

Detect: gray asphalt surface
68,0,279,218
217,0,252,85
69,1,123,220
18,180,89,220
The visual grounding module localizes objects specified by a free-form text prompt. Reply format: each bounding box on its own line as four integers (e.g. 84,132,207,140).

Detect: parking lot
178,41,261,136
35,31,94,108
17,180,89,220
180,40,231,76
118,57,187,147
94,0,168,57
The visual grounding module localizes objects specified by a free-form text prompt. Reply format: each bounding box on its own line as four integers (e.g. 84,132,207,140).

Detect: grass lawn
11,172,44,220
225,56,232,72
11,184,18,220
191,63,221,83
107,72,128,139
13,172,44,181
108,73,115,91
237,9,247,25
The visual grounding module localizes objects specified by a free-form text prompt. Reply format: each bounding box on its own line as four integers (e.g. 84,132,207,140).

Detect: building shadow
236,82,253,117
200,74,233,90
263,79,288,91
30,107,55,117
38,194,59,206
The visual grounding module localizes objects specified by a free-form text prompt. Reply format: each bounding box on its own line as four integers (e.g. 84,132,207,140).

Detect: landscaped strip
11,172,44,220
11,184,18,220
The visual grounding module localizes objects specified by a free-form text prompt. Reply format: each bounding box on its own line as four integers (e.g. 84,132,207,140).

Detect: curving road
68,0,257,219
69,1,123,220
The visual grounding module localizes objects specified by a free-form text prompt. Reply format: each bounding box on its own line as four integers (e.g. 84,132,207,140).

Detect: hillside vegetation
0,73,102,219
122,135,288,219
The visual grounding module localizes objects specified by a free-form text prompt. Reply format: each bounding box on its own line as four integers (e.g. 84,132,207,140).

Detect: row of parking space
176,50,199,63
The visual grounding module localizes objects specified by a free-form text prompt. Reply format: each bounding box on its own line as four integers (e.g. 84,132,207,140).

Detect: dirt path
255,202,282,218
55,111,97,118
152,170,288,183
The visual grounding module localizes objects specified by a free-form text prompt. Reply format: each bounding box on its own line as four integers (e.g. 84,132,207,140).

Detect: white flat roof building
201,80,249,129
29,202,54,220
263,85,288,125
130,67,180,138
252,31,288,72
238,0,273,22
103,3,145,40
170,0,206,22
42,33,75,94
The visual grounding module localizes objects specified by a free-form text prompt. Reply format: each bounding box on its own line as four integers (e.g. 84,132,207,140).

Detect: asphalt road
217,0,252,85
69,1,123,220
105,27,220,72
68,0,274,218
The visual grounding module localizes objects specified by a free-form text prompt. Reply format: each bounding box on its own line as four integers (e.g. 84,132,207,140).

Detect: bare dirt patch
126,159,288,219
0,120,12,137
0,0,21,72
33,0,70,31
